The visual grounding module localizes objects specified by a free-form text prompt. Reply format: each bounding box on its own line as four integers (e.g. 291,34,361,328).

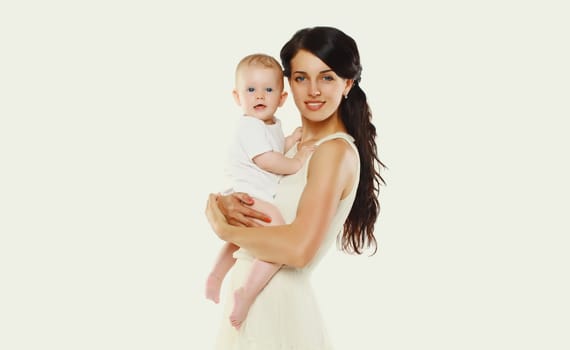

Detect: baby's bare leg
230,198,285,329
206,242,239,304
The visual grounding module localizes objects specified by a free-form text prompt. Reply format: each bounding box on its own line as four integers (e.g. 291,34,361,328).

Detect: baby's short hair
235,53,284,89
236,53,283,74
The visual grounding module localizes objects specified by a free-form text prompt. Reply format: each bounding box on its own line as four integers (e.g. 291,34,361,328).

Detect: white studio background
1,1,568,349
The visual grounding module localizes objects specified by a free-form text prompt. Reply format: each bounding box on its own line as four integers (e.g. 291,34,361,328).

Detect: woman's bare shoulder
311,138,358,168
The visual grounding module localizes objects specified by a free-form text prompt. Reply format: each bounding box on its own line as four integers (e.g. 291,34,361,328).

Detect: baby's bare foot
229,287,254,330
205,275,222,304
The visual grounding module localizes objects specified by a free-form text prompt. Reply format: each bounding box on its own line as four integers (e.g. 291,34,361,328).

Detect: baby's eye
247,87,255,92
265,87,273,93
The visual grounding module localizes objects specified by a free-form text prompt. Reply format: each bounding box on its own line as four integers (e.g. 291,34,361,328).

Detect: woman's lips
305,101,324,111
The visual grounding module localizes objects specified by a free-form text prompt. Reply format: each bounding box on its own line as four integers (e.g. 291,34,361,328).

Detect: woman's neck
299,115,346,147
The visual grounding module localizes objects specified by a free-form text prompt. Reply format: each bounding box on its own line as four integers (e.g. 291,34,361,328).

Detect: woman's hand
205,194,231,240
217,192,271,227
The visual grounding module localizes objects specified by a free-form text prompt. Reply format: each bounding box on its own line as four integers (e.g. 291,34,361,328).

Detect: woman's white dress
215,133,360,350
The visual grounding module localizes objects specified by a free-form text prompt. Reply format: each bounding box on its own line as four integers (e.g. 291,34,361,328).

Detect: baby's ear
232,89,241,106
278,91,288,107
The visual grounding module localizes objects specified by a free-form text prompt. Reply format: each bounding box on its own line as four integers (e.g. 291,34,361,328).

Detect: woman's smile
304,100,325,111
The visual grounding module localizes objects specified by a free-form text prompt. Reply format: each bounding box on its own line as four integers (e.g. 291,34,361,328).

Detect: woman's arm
206,139,357,268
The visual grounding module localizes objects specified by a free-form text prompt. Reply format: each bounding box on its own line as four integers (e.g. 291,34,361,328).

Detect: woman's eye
247,87,255,92
265,87,273,93
322,75,334,81
294,76,305,82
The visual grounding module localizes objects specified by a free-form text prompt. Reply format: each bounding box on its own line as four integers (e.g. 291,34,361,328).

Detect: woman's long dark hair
280,26,386,255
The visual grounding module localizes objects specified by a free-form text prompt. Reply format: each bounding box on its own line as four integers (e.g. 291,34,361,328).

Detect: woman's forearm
223,224,308,268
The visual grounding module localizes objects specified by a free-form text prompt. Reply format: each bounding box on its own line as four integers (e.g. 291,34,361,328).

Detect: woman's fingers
217,193,270,226
227,216,257,228
224,208,262,228
232,192,254,205
231,193,271,224
240,207,270,225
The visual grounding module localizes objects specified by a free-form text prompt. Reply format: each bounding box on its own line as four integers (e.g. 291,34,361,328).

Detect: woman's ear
343,79,354,98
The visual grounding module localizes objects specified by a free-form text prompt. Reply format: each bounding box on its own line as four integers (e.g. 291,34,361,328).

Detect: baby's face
234,66,286,123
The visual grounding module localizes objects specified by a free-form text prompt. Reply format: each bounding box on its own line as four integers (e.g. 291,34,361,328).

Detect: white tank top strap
297,131,360,185
315,132,355,146
313,132,360,199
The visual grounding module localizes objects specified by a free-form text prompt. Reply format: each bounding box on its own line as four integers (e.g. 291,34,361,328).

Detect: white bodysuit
225,115,285,203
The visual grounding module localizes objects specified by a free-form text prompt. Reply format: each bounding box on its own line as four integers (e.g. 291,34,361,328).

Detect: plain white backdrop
1,1,569,349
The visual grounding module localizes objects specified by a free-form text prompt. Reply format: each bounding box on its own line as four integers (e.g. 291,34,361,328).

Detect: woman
205,26,386,349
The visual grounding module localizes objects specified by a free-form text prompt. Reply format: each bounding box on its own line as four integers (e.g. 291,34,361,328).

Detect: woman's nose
309,82,321,97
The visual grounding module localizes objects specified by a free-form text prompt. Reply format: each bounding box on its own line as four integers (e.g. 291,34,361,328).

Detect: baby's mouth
254,104,266,110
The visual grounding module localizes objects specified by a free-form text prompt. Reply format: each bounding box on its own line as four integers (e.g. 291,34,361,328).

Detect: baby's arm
253,145,314,175
284,127,302,153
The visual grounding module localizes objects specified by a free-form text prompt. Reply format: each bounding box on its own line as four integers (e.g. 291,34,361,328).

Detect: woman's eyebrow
292,69,333,74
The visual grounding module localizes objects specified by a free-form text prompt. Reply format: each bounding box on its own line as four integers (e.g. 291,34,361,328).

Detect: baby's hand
290,127,303,142
294,145,316,165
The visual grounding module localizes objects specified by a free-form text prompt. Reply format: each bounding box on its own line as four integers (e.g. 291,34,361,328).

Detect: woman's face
288,50,353,123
